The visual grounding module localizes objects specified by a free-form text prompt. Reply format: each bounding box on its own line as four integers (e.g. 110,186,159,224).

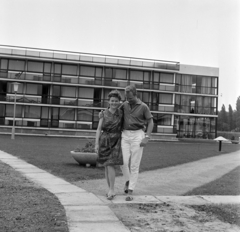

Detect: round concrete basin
71,151,97,166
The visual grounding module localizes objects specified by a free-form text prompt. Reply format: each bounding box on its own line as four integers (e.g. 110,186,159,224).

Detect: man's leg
128,130,144,191
120,131,131,192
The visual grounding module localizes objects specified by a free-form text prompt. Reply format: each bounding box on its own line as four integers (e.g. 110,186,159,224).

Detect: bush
74,140,95,153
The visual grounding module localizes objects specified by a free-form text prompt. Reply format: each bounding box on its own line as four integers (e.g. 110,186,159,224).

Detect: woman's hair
108,90,122,101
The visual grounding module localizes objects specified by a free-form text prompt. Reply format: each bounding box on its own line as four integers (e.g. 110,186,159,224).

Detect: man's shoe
125,196,133,201
124,181,129,194
125,189,133,201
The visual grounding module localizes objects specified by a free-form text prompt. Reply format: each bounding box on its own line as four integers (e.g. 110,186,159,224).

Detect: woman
95,90,123,200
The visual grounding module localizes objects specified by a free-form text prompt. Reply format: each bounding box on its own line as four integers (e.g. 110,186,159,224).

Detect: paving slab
5,162,39,169
155,195,208,205
99,194,161,204
22,173,71,186
65,205,120,222
69,221,130,232
55,192,104,206
202,195,240,204
13,167,46,173
41,183,87,194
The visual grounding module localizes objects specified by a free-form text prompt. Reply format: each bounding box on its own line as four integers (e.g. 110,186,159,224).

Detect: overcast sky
0,0,239,110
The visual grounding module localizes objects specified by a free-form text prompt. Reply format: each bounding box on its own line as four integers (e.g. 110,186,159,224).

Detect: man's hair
108,90,122,101
125,85,137,96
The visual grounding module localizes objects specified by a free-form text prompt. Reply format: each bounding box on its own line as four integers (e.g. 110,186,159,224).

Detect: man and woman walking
95,85,153,201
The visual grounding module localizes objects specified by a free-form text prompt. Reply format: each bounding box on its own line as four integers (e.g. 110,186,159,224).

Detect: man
120,85,153,201
100,85,154,201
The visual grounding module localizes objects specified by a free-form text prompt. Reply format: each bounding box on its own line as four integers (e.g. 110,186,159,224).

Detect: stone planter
71,151,97,166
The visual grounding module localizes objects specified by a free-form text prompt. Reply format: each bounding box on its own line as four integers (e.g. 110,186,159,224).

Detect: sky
0,0,239,110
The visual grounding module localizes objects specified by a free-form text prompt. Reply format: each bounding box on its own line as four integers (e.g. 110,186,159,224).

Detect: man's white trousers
121,129,145,191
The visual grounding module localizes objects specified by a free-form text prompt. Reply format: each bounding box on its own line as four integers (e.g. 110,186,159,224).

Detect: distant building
0,45,218,139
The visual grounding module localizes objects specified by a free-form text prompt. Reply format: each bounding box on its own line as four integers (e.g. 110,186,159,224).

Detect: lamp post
214,136,228,151
11,82,20,140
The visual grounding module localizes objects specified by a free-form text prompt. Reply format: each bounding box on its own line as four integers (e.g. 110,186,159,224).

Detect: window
190,100,196,113
153,72,160,83
26,84,42,95
92,109,101,129
175,74,181,85
54,63,61,74
52,86,60,104
6,105,22,117
41,107,49,119
51,107,59,127
144,72,150,81
159,94,172,104
157,114,172,125
27,61,43,73
62,64,78,75
44,63,52,73
24,106,41,118
105,68,113,78
113,69,127,80
130,70,143,81
78,87,94,99
9,60,25,71
61,86,76,97
138,91,149,104
0,59,8,69
160,73,174,83
52,85,61,96
96,67,102,77
60,108,75,120
80,66,95,77
212,77,217,88
0,104,5,117
7,82,24,94
77,109,93,121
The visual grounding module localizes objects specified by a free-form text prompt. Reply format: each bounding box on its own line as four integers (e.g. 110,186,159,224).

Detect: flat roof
0,44,180,71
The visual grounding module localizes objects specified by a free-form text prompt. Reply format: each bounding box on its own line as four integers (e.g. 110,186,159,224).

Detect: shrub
74,140,95,153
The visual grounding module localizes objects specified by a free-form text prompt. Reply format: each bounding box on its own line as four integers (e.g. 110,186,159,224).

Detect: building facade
0,45,218,139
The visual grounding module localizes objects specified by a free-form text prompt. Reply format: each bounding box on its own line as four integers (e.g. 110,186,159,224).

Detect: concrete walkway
0,150,129,232
0,150,240,232
75,150,240,196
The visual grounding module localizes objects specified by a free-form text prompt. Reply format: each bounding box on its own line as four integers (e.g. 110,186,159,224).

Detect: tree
236,96,240,129
221,104,228,124
217,104,229,131
228,104,234,130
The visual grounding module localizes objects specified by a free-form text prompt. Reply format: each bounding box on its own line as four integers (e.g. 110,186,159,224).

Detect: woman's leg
105,166,110,189
107,165,116,196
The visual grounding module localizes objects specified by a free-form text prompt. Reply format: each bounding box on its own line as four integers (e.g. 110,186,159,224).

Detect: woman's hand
98,110,104,119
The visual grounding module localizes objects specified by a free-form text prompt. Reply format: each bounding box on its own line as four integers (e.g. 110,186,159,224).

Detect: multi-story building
0,45,218,139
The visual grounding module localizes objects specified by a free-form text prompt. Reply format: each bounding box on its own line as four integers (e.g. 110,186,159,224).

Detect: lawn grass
0,135,239,183
184,166,240,195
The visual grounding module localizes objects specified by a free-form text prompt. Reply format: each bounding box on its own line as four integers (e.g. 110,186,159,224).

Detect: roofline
0,44,180,71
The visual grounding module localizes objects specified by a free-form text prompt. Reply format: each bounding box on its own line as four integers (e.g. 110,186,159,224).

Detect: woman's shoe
107,194,116,200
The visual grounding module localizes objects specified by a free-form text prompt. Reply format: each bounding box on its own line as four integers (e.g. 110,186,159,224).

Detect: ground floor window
175,116,216,139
